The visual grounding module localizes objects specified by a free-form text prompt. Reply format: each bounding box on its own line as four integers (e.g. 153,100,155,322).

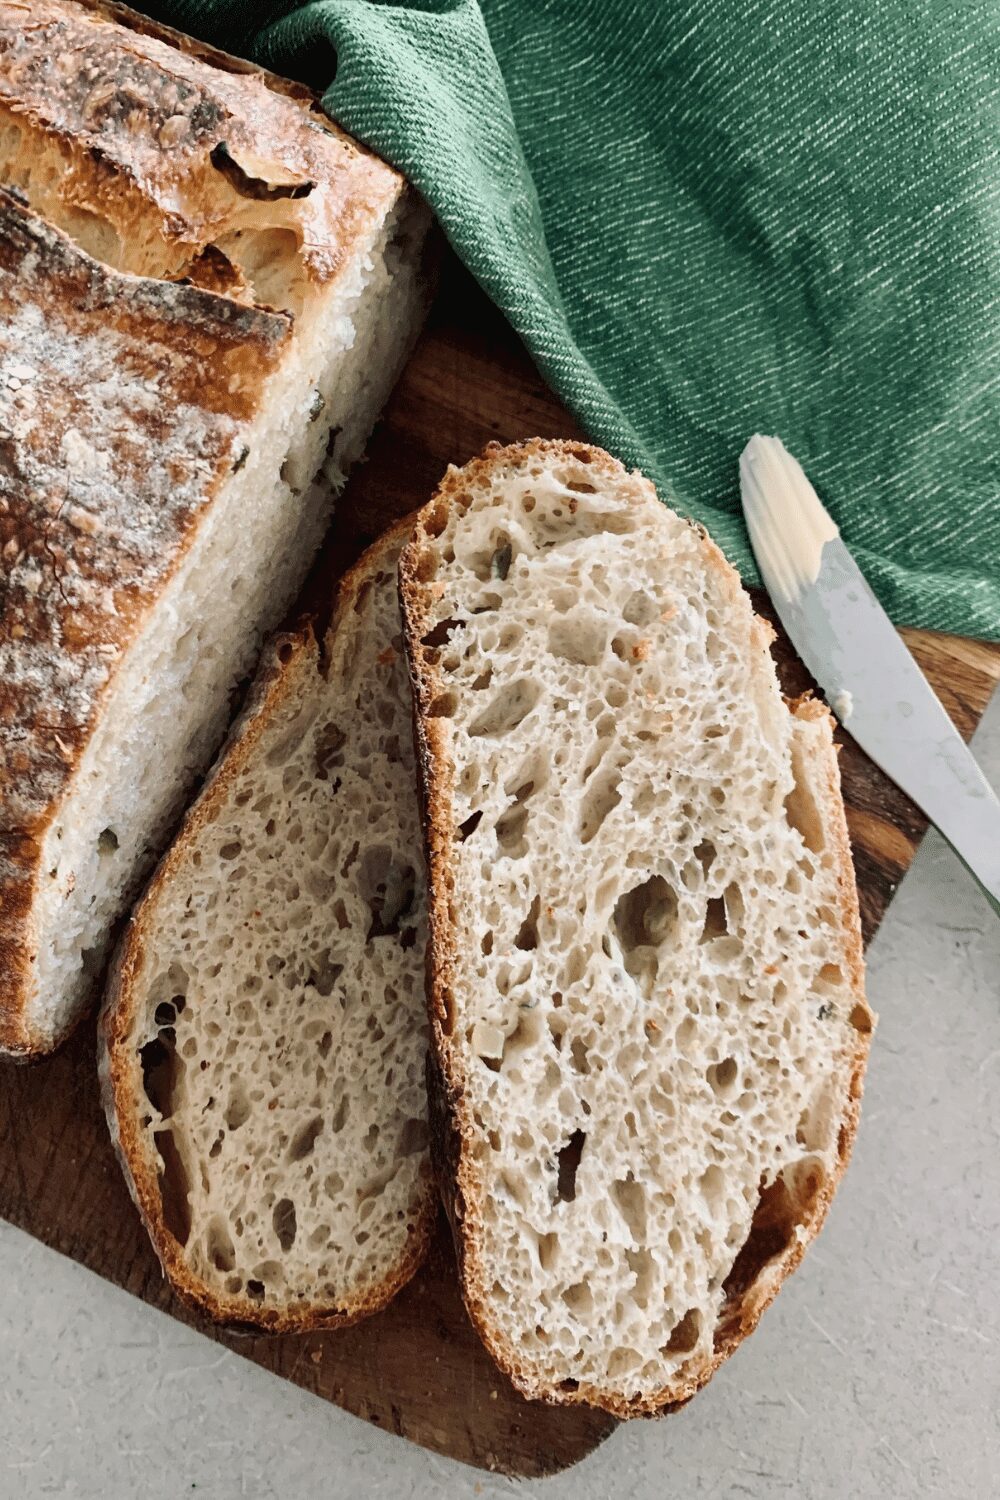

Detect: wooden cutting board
2,259,997,1479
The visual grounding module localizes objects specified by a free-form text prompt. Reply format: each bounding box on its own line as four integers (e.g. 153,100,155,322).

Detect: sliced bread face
400,441,873,1416
100,524,434,1332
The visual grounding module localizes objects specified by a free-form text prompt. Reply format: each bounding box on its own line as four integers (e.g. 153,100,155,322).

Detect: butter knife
740,434,1000,918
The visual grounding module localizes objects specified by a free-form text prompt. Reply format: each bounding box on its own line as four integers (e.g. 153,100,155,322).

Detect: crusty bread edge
74,0,333,110
0,185,293,1062
399,439,874,1417
0,0,415,1060
98,517,436,1335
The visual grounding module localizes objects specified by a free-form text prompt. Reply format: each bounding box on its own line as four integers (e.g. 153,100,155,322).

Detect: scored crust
399,439,873,1417
99,519,436,1333
0,189,289,1058
0,1,426,1057
0,0,404,309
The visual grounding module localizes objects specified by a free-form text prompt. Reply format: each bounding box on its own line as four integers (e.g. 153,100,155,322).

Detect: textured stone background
4,696,997,1500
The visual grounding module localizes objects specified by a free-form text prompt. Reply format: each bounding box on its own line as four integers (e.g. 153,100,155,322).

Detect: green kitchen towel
142,0,1000,639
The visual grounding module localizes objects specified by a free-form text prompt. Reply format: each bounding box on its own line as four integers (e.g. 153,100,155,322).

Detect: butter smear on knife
739,435,839,605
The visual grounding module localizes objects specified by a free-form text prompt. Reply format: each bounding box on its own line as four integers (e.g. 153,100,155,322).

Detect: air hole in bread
360,847,416,940
306,951,343,998
569,1036,590,1075
422,616,464,650
561,1280,593,1317
614,874,678,952
458,809,483,841
213,225,303,313
716,1172,806,1348
154,999,178,1028
548,614,607,666
555,1130,586,1204
246,1279,265,1303
626,1246,655,1306
699,1163,726,1207
495,800,529,857
423,500,449,539
209,141,315,202
622,589,660,627
426,689,457,718
139,1032,181,1121
609,875,678,998
224,1081,251,1131
154,1128,192,1247
500,1169,529,1209
849,1002,872,1034
784,761,826,854
579,768,622,844
514,895,541,951
314,723,346,779
795,1092,833,1151
469,680,540,738
706,1056,739,1096
205,1217,236,1273
501,1008,544,1070
612,1174,647,1242
288,1115,325,1161
701,896,728,942
537,1232,558,1271
663,1307,701,1355
490,541,513,581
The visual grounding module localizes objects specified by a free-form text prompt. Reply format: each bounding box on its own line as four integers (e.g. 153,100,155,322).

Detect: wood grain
1,257,997,1478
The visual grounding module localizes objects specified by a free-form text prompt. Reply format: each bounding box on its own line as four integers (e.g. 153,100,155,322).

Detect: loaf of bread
100,522,434,1331
399,441,873,1416
0,0,433,1056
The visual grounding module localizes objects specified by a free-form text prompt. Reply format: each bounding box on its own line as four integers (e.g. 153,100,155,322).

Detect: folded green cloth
144,0,999,639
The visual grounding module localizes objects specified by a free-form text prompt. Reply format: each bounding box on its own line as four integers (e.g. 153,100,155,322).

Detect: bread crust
400,440,873,1417
0,1,416,1056
0,189,290,1057
99,518,436,1333
0,0,403,302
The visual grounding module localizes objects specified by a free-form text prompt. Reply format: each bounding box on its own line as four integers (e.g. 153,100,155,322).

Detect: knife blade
740,434,1000,917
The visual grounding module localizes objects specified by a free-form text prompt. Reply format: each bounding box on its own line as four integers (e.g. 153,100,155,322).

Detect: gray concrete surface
3,694,998,1500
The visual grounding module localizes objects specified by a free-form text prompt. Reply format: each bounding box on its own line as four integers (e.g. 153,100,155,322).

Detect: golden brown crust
0,0,403,309
98,518,436,1333
0,189,289,1058
399,439,873,1417
0,1,414,1058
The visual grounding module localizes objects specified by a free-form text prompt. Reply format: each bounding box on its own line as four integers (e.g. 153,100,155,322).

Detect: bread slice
99,522,434,1332
0,0,433,1056
399,440,873,1416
